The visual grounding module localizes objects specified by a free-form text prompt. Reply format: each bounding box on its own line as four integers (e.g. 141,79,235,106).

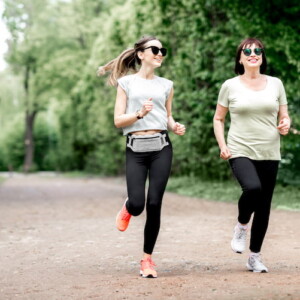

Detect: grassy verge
167,176,300,211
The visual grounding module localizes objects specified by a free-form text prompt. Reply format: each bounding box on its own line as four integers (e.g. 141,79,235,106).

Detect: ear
137,50,144,61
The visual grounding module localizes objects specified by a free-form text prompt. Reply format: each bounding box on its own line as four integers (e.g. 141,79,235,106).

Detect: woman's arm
114,86,153,128
277,105,291,135
166,88,185,135
213,104,231,160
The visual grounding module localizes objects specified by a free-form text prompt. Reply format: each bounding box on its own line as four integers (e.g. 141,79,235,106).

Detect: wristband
135,110,143,119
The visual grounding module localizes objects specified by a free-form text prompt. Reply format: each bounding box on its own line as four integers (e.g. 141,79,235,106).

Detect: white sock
250,252,260,257
237,223,248,230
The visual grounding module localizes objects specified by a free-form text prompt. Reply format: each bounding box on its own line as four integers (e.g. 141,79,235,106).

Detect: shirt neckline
238,75,269,92
134,74,158,81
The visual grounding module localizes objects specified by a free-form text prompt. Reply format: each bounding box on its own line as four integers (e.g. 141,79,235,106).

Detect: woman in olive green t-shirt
213,38,290,273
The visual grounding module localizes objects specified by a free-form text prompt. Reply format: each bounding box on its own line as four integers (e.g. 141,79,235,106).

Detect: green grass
167,176,300,211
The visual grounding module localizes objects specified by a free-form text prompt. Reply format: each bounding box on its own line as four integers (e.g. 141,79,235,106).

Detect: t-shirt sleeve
117,76,129,96
217,81,229,107
166,80,173,98
277,78,288,105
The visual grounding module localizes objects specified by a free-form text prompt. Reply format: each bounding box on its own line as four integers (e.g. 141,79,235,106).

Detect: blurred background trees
0,0,299,185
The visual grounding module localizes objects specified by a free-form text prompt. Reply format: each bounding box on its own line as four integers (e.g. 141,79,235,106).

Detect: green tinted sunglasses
242,48,263,56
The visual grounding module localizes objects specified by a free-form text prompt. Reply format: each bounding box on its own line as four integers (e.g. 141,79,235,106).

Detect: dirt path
0,174,299,300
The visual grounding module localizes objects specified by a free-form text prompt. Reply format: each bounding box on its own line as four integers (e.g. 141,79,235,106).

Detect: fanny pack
127,132,169,152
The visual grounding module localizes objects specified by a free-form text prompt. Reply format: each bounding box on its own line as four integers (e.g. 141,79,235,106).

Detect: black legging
125,133,173,254
229,157,279,253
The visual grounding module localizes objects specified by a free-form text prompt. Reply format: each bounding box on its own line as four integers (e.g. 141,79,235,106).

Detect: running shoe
246,253,268,273
116,198,131,231
231,224,247,253
140,257,157,278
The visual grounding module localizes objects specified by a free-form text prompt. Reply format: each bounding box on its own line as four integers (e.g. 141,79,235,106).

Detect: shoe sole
140,271,157,278
231,240,244,254
246,263,268,273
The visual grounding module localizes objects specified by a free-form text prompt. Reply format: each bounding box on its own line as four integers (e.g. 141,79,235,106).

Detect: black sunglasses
143,46,167,56
242,48,263,56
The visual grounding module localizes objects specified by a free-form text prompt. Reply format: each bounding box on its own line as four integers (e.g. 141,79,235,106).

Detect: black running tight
125,134,173,254
229,157,279,253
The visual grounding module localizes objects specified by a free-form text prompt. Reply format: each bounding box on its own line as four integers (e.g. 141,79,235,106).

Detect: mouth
154,57,162,63
248,58,258,63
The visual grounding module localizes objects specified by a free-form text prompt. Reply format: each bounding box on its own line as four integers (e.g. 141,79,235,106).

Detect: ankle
250,252,260,257
142,253,152,261
237,222,248,230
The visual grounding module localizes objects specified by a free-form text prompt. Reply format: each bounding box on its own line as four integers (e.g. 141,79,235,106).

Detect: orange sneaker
140,258,157,278
116,198,131,231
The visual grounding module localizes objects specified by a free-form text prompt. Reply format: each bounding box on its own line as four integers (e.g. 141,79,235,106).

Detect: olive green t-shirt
217,75,287,160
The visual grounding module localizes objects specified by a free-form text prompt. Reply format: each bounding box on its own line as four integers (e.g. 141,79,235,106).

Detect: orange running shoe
140,257,157,278
116,198,131,231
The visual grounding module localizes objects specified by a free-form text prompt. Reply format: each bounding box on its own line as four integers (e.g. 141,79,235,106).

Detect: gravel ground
0,174,299,300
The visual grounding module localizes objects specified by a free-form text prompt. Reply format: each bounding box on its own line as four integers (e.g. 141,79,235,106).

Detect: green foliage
33,114,58,170
0,116,24,171
0,113,58,171
1,0,300,185
167,176,300,211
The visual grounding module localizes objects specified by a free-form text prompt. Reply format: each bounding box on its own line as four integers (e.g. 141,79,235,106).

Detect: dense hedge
2,0,300,184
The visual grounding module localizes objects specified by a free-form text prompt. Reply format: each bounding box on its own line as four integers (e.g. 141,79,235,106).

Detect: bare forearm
167,115,176,132
114,112,139,128
213,119,227,149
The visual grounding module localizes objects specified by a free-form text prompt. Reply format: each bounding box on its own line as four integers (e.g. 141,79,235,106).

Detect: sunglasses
143,46,167,56
242,48,263,56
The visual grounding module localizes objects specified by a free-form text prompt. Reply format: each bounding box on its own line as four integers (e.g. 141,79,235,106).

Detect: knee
243,182,261,194
147,197,162,213
127,200,144,216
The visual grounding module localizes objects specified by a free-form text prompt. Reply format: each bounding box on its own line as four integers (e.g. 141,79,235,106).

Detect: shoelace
120,207,131,221
236,229,247,240
141,258,156,270
251,255,264,266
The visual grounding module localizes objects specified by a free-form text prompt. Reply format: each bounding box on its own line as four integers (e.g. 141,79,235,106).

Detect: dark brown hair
97,35,158,86
234,38,267,75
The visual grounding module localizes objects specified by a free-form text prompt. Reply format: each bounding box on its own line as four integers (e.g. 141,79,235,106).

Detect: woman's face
240,43,263,71
138,40,164,68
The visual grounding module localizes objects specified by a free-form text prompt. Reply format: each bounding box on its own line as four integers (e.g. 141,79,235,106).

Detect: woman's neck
242,69,261,80
137,65,155,80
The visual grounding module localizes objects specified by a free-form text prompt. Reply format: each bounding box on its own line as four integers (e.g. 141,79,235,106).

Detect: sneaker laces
235,228,247,241
141,258,156,270
120,206,131,221
251,254,265,268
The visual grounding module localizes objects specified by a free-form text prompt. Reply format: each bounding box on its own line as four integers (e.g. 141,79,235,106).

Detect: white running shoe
231,224,247,253
246,254,268,273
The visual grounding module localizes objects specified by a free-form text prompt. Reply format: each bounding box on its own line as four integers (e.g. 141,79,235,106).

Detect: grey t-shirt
217,75,287,160
117,74,173,135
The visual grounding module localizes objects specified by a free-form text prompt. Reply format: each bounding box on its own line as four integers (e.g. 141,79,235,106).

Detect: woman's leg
143,143,173,255
229,157,262,225
249,161,279,253
125,149,149,216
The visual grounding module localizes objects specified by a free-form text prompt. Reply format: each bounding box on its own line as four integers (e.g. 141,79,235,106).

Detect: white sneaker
231,224,247,253
246,253,268,273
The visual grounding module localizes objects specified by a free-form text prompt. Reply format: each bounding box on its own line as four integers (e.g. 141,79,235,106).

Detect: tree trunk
23,110,37,173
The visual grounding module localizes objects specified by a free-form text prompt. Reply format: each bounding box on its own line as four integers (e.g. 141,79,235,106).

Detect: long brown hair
234,38,267,75
97,35,158,86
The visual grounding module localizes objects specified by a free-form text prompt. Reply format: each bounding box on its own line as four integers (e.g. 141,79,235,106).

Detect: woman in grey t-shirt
98,36,185,278
213,38,290,273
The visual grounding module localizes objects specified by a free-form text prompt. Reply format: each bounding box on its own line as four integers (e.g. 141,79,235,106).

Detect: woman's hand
220,145,232,160
173,122,186,135
277,118,290,135
139,98,153,117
